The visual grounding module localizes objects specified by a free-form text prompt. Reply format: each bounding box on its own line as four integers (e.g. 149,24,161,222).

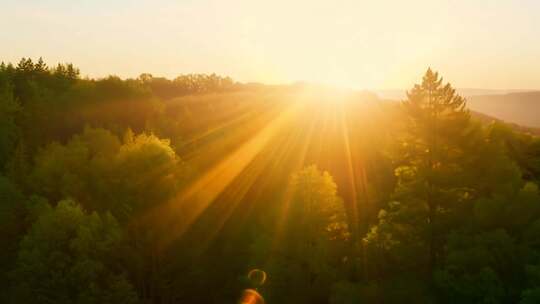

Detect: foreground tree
251,165,349,303
363,69,478,292
11,199,138,304
0,76,21,170
0,176,26,303
362,69,540,303
385,68,470,270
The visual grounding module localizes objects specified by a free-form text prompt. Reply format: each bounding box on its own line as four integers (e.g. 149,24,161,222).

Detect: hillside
467,91,540,128
375,89,540,129
373,88,530,100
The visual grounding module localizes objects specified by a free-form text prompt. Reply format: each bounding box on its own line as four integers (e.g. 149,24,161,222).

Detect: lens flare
238,289,265,304
247,269,267,287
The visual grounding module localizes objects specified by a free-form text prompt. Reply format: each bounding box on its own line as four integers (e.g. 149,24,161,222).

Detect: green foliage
290,165,349,241
251,165,349,303
330,280,380,304
0,76,21,169
363,69,540,303
434,230,519,303
31,127,187,218
521,288,540,304
11,199,138,304
366,68,473,274
435,267,505,304
2,59,540,303
474,183,540,230
139,73,236,99
330,281,369,304
114,132,184,216
0,175,26,302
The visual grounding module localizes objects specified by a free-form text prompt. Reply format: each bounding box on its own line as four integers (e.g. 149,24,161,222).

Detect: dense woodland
1,58,540,303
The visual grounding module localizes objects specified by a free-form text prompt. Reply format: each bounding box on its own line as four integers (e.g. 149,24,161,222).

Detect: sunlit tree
253,165,349,303
31,127,187,218
365,69,474,274
398,68,470,267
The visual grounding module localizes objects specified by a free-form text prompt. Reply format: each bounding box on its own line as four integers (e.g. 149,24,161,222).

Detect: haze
1,0,539,89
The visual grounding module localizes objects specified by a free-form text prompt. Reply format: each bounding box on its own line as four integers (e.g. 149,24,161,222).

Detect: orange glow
135,87,389,255
238,289,264,304
145,99,302,248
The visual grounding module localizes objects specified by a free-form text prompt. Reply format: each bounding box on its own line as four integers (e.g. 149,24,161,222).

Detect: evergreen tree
399,68,471,269
366,69,472,274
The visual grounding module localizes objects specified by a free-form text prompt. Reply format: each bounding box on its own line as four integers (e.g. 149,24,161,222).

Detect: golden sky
1,0,539,89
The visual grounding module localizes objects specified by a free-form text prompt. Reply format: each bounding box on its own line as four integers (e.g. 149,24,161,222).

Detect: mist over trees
0,58,539,303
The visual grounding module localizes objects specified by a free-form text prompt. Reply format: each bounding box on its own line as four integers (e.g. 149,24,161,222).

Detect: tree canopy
0,59,539,303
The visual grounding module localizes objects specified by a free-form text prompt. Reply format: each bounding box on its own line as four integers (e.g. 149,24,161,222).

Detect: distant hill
373,88,531,100
471,111,540,136
374,89,540,129
467,91,540,128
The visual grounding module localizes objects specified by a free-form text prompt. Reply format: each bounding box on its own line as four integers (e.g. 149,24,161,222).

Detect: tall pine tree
401,68,470,269
365,69,472,277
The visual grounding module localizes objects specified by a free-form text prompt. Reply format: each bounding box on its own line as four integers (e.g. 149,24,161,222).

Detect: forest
1,58,540,304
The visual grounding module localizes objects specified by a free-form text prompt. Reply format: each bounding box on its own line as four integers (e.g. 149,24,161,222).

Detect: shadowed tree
0,76,21,170
365,69,473,276
11,199,138,304
395,68,470,269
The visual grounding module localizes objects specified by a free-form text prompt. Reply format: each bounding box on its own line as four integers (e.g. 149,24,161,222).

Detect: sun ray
143,100,302,249
339,103,360,239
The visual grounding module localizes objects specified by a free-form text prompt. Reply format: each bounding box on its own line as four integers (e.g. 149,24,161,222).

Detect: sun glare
3,1,540,303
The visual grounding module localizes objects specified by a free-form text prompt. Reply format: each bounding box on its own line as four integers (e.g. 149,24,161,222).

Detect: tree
30,127,120,205
400,68,471,268
11,199,138,304
0,175,26,303
30,127,187,218
365,69,474,278
434,230,516,303
0,76,21,170
114,132,184,216
251,165,349,303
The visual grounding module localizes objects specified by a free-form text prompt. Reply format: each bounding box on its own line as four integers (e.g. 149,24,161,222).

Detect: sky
1,0,539,90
